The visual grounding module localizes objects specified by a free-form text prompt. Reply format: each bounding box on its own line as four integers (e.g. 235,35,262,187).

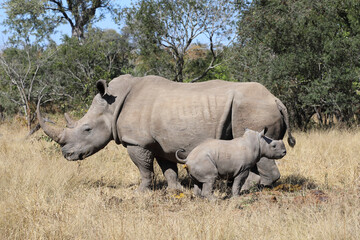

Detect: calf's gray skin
37,74,295,192
175,129,287,198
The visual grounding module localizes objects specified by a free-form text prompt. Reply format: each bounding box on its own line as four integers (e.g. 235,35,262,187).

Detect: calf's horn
37,100,64,144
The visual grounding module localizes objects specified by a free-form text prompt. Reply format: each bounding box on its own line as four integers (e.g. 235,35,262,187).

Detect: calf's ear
260,127,268,137
96,79,109,97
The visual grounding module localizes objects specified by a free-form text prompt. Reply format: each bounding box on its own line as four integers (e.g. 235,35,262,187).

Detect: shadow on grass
152,175,194,191
81,178,122,189
80,173,318,199
274,174,318,191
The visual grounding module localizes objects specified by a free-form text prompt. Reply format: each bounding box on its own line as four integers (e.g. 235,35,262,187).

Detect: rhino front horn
37,100,64,144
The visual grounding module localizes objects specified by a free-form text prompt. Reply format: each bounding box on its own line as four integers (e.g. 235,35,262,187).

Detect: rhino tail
275,98,296,147
175,149,187,164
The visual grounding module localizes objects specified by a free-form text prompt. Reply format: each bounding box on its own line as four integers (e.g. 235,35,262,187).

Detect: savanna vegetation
0,121,359,239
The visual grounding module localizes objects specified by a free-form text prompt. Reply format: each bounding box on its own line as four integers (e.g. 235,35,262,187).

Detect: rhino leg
241,171,261,191
232,170,250,197
256,157,281,186
193,181,202,196
127,145,154,192
201,178,216,199
156,157,182,190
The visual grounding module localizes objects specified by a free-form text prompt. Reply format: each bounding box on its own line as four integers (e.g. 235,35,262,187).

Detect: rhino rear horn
37,100,64,144
64,113,75,128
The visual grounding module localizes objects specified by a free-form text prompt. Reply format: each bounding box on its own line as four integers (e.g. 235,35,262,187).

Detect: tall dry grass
0,121,359,239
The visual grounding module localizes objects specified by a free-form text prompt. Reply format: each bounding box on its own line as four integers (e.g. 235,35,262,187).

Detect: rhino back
118,80,231,150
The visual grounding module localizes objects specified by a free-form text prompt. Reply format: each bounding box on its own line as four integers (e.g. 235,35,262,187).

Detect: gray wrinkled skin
175,129,287,199
37,75,295,192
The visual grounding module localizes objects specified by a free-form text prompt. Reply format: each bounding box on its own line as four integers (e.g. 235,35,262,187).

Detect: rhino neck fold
257,135,262,160
249,133,262,161
111,89,131,145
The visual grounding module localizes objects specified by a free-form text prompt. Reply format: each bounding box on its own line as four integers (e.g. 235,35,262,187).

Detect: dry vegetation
0,120,359,240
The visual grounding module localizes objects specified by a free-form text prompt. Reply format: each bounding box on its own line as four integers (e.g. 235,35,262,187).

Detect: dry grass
0,121,359,240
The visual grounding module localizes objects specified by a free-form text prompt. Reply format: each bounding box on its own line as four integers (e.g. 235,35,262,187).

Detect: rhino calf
175,128,287,199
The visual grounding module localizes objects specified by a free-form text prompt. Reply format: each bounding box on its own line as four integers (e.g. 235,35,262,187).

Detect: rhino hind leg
127,145,155,192
193,181,202,196
156,157,182,190
201,178,216,200
256,157,281,186
240,171,261,192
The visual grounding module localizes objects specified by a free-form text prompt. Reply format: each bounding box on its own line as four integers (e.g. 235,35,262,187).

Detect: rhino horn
64,112,75,128
37,100,64,144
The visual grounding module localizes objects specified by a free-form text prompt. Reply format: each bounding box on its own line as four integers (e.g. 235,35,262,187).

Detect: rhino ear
96,79,109,97
260,127,268,137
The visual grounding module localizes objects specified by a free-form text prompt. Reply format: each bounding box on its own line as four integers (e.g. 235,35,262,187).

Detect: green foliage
0,42,63,129
49,28,134,109
2,0,360,130
184,45,234,82
230,0,360,129
126,0,237,82
2,0,59,45
2,0,116,41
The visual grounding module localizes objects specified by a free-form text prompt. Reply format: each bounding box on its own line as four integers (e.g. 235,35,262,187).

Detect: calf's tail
175,149,187,164
275,99,296,147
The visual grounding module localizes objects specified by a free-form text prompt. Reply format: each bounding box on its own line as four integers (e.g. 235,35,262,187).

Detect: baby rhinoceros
175,128,287,199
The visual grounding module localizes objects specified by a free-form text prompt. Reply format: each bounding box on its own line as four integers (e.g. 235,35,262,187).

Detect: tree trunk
175,57,184,82
72,25,84,40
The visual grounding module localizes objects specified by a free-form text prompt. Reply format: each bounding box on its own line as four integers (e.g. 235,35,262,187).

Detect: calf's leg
193,180,202,196
201,178,216,200
232,170,250,197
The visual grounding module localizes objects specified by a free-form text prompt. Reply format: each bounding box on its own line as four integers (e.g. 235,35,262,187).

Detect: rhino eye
82,125,92,133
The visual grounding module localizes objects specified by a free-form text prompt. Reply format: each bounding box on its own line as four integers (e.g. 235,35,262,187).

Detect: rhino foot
167,181,183,191
134,184,152,193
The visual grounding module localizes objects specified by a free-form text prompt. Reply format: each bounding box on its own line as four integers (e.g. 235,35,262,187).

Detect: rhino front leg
256,157,281,186
127,145,155,192
156,157,182,190
232,170,250,197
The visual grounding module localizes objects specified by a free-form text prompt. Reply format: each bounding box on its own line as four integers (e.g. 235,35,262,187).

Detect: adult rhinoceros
37,74,295,191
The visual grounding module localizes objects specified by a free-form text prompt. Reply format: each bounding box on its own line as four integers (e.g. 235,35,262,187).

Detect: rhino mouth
63,151,86,161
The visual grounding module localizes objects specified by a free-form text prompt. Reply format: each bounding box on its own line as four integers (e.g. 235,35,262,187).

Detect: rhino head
257,128,287,159
37,80,118,161
243,128,287,160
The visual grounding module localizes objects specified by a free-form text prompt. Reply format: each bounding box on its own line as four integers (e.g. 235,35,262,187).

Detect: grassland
0,120,359,239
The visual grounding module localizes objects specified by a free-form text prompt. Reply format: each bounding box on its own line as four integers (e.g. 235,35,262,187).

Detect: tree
0,0,67,130
126,0,237,82
2,0,116,40
50,28,134,108
230,0,360,129
0,43,64,130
